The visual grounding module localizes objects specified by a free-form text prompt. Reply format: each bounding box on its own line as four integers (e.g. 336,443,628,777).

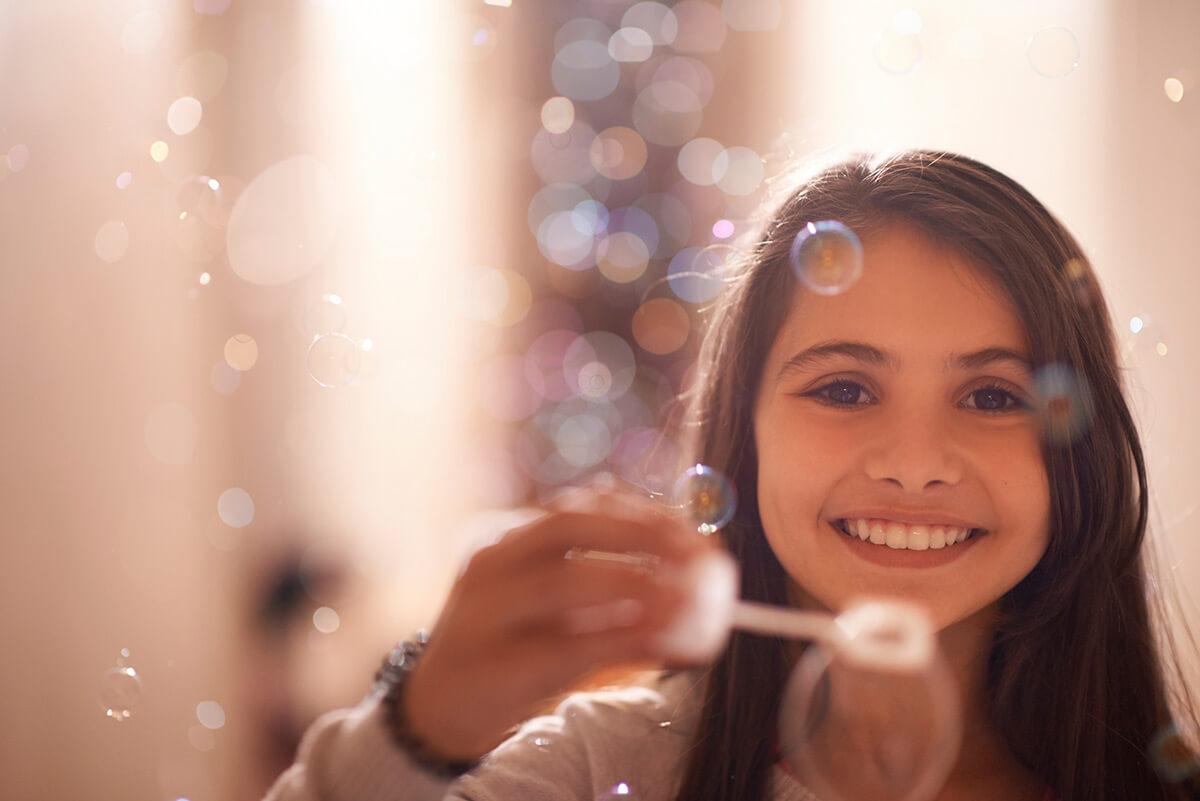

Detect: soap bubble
1032,363,1093,444
1026,26,1079,78
300,293,348,338
99,664,143,722
307,333,367,388
779,604,960,801
790,220,863,296
672,464,736,535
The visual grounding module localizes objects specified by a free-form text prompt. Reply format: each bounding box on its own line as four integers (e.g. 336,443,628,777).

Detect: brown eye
964,385,1025,413
807,380,873,408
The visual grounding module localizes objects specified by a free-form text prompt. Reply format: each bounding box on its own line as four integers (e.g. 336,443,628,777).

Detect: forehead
772,224,1027,360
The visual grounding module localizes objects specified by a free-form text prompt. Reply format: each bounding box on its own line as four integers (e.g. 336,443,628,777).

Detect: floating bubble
622,2,678,45
223,334,258,371
150,140,170,163
99,664,142,722
144,402,197,465
540,96,575,134
790,220,863,296
313,606,341,634
217,487,255,528
1027,27,1079,78
95,220,130,263
721,0,782,32
1032,363,1094,444
1164,78,1185,103
779,605,960,801
552,39,620,102
632,298,690,355
307,333,366,388
1149,721,1200,783
677,137,725,186
672,464,736,535
672,1,727,53
167,96,203,136
609,27,654,63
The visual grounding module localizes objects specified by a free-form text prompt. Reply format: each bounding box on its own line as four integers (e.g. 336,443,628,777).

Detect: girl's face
753,223,1050,628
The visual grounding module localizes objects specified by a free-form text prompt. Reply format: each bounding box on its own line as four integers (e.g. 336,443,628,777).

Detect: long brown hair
669,150,1199,800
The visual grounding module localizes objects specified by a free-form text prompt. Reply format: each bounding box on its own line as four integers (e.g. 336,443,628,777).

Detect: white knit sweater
263,670,819,801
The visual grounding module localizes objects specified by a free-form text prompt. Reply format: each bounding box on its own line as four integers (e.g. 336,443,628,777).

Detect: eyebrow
775,340,1033,382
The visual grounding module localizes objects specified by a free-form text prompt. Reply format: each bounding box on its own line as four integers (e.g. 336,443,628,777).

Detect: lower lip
828,520,984,568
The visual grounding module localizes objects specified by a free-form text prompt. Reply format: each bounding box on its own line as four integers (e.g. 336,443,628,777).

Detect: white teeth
841,519,977,550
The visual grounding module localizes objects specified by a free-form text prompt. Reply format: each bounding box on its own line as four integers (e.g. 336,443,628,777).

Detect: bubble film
789,220,864,296
671,464,736,535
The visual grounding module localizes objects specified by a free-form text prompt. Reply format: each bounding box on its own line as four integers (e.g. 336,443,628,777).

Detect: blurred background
1,1,1197,798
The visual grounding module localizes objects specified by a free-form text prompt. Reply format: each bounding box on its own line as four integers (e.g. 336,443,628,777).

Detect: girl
264,150,1199,801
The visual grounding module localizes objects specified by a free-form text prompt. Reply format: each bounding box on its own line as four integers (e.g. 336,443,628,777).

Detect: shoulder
453,670,707,801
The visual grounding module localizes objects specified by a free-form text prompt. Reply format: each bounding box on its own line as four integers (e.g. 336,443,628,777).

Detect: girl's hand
400,489,715,762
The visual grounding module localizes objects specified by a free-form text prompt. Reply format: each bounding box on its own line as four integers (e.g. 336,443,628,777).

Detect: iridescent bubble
223,334,258,371
632,298,690,355
307,333,366,388
779,607,961,801
167,96,203,136
622,2,678,45
217,487,255,528
672,464,735,535
609,27,654,63
227,155,341,286
94,221,130,263
552,39,620,102
1026,27,1079,78
1032,363,1094,444
541,96,575,134
99,664,142,722
1149,721,1200,783
196,700,226,730
790,220,863,296
721,0,782,32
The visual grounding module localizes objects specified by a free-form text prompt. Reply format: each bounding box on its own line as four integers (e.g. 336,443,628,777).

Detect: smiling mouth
831,518,987,551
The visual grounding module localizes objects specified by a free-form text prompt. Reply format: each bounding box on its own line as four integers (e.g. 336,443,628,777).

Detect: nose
862,409,964,492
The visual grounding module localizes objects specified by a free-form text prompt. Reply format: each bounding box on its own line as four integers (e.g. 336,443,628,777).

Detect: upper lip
830,509,987,530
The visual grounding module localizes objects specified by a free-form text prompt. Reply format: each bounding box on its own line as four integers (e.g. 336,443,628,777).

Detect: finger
501,510,701,567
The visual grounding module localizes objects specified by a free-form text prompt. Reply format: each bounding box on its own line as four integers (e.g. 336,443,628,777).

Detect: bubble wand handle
730,600,842,644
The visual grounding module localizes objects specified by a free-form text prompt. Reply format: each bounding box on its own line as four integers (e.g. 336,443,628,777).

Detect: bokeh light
217,487,255,529
1027,26,1080,78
